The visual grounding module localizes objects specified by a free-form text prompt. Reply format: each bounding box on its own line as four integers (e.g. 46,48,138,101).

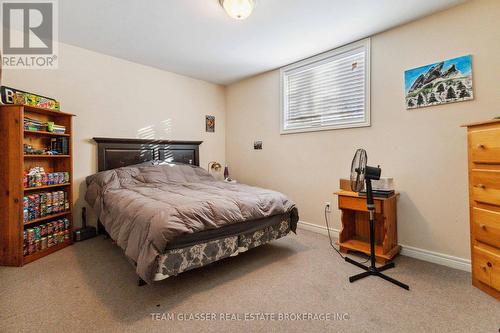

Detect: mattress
165,213,293,249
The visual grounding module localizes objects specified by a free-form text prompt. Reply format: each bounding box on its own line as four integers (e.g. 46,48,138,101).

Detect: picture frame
206,115,215,132
404,55,473,109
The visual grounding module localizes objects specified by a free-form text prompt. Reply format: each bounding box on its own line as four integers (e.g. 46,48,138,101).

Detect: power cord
324,205,345,259
324,205,370,264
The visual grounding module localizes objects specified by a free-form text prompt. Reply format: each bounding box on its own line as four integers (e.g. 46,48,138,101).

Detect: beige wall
226,0,500,260
2,0,498,260
3,43,226,227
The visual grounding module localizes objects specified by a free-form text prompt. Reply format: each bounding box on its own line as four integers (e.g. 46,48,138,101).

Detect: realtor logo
1,0,58,69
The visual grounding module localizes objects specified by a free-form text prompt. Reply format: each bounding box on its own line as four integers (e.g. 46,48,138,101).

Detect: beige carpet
1,229,498,332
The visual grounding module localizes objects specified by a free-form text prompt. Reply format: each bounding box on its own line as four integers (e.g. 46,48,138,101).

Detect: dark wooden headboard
93,137,202,171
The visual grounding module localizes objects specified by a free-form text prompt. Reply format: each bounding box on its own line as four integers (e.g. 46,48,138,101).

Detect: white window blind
281,39,370,134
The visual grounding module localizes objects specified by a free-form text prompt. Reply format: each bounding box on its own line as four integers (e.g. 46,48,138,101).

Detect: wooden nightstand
334,190,401,264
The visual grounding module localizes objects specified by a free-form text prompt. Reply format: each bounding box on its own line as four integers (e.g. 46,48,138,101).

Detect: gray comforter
85,163,296,283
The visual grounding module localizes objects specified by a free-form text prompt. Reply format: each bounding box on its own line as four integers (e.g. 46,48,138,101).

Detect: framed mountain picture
404,55,473,109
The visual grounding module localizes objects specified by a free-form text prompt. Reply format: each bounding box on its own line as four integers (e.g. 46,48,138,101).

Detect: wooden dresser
463,119,500,300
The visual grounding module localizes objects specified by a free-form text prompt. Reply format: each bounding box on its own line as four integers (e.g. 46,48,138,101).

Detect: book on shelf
24,118,66,134
24,117,47,131
47,122,66,134
50,137,69,155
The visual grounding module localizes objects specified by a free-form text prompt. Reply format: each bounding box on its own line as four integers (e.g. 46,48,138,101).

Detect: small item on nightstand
339,178,351,191
208,161,222,173
358,177,395,197
223,165,236,183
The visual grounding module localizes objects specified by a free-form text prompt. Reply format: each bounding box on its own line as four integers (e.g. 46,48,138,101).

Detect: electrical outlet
325,202,331,213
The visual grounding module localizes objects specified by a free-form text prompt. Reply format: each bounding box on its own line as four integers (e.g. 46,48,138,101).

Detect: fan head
350,149,367,192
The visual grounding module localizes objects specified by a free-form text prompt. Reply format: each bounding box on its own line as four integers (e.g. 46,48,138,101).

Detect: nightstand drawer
470,127,500,164
473,208,500,248
338,196,382,213
471,171,500,207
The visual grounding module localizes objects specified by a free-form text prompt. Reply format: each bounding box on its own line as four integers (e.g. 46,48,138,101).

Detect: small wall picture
206,115,215,132
404,55,473,109
254,141,262,150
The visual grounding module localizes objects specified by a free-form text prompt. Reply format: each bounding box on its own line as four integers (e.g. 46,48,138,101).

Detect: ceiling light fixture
219,0,255,20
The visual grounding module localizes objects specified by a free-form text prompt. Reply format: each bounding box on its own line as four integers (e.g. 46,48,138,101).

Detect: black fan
344,149,409,290
350,149,367,192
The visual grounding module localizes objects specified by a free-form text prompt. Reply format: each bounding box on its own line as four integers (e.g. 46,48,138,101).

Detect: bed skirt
154,218,292,281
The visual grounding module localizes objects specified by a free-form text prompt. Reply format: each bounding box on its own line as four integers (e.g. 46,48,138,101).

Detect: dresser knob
475,184,486,189
482,265,487,271
479,224,486,230
476,144,485,149
487,262,492,268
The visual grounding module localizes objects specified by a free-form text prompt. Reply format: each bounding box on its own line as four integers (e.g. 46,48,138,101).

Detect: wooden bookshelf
24,155,71,158
11,104,75,117
23,240,71,264
24,211,71,226
0,104,74,266
24,183,71,192
24,130,70,137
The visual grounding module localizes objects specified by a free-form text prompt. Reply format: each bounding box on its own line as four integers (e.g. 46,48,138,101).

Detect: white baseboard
297,220,340,236
399,245,471,272
297,221,471,272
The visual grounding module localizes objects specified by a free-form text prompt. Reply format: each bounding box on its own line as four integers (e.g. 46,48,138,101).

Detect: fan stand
344,179,410,290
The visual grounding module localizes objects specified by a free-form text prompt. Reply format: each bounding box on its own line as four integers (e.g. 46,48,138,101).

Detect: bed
85,138,299,285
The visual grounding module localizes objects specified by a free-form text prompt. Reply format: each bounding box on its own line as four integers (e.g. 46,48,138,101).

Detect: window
280,38,370,134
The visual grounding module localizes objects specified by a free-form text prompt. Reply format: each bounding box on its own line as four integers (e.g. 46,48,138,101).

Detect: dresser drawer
491,253,500,292
469,127,500,164
473,244,500,291
473,245,493,286
473,208,500,248
471,171,500,207
338,196,382,213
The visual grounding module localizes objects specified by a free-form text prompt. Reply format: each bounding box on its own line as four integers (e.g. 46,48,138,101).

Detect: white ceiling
59,0,467,85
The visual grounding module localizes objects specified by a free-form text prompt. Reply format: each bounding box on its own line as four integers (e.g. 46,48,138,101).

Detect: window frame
280,38,371,135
